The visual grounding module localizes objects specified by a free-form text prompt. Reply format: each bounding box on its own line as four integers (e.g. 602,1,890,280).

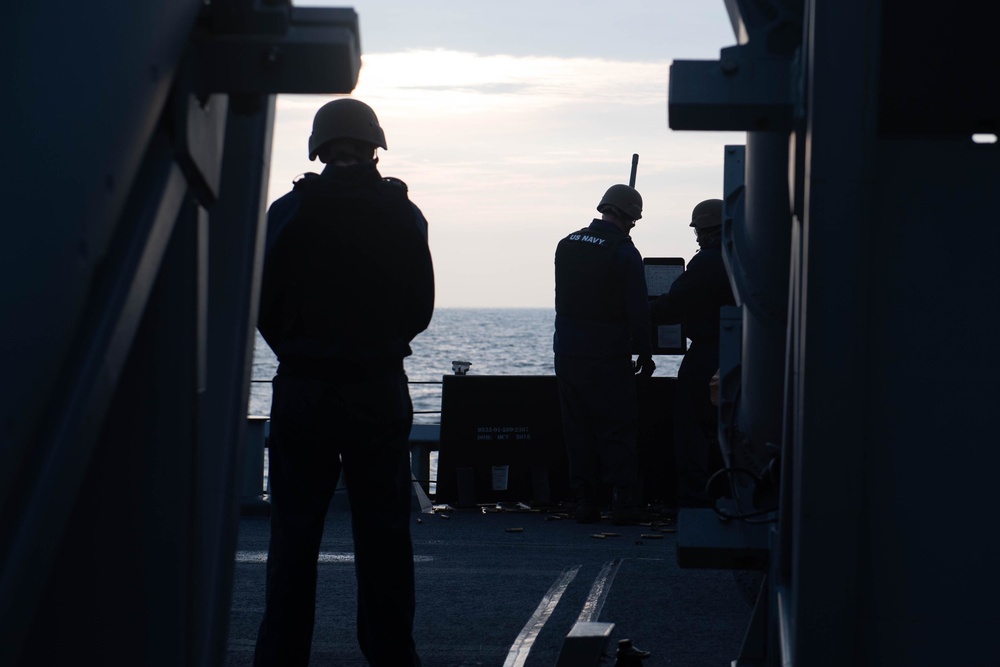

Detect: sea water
248,308,683,492
248,307,682,423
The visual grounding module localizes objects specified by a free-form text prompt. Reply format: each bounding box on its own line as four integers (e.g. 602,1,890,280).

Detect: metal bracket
191,6,360,95
669,44,793,132
676,508,769,571
175,93,228,205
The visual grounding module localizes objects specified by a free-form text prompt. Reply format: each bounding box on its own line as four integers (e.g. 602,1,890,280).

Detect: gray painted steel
671,1,1000,665
1,2,359,665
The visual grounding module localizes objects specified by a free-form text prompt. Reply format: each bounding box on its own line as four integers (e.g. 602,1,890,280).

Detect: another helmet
690,199,723,230
597,184,643,221
308,98,387,161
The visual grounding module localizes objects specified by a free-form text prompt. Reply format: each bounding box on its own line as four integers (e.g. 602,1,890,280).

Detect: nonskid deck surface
227,503,753,667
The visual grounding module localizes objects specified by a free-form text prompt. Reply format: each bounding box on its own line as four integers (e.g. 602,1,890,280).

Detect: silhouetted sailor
254,98,433,667
554,184,654,525
650,199,734,508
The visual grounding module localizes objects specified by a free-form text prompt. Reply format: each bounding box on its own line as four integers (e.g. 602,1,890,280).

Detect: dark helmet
597,184,643,221
690,198,723,230
308,98,387,161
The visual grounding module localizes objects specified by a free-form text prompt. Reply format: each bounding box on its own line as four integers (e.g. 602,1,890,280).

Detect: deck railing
249,378,443,419
243,380,442,510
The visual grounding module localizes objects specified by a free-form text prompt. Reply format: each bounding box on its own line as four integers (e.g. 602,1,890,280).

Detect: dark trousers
555,354,639,497
674,339,721,505
253,370,421,667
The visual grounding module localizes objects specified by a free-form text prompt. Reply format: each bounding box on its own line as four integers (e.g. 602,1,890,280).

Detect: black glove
633,354,655,378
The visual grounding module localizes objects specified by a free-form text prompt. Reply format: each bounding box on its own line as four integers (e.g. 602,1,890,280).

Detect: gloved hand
709,368,720,406
633,354,655,378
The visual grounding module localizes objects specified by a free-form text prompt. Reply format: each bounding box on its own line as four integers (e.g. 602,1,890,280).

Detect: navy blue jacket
258,162,434,372
553,219,652,358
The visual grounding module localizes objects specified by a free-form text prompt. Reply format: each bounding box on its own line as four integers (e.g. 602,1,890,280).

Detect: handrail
248,378,444,417
242,380,443,501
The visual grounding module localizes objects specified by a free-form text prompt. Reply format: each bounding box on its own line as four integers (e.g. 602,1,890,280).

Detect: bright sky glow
270,2,744,307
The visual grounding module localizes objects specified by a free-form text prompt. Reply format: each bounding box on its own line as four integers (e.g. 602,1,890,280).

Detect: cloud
397,82,534,96
353,49,669,113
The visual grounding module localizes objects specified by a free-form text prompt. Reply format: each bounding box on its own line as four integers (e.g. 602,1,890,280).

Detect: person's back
554,219,634,358
254,98,432,667
259,162,433,367
553,184,653,525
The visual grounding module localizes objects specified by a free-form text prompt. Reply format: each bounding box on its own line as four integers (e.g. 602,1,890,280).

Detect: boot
573,483,600,524
611,486,640,525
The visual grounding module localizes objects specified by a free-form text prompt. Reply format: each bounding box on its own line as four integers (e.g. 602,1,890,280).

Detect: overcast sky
272,2,745,307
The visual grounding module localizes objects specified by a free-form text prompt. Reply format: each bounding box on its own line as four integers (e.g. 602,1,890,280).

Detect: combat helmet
597,184,643,221
690,199,723,230
308,98,387,161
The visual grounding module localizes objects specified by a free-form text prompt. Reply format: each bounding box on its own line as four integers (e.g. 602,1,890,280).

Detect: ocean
248,307,683,423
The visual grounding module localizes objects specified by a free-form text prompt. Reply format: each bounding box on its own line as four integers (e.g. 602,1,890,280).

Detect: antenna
629,153,639,188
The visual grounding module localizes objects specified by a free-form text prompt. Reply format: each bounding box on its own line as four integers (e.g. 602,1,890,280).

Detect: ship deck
225,501,755,667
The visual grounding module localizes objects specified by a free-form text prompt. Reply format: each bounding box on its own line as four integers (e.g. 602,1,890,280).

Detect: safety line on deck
234,551,434,564
577,558,622,623
503,564,581,667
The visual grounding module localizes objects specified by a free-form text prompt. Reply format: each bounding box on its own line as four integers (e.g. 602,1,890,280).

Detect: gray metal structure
2,2,359,664
6,1,1000,665
671,1,1000,664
